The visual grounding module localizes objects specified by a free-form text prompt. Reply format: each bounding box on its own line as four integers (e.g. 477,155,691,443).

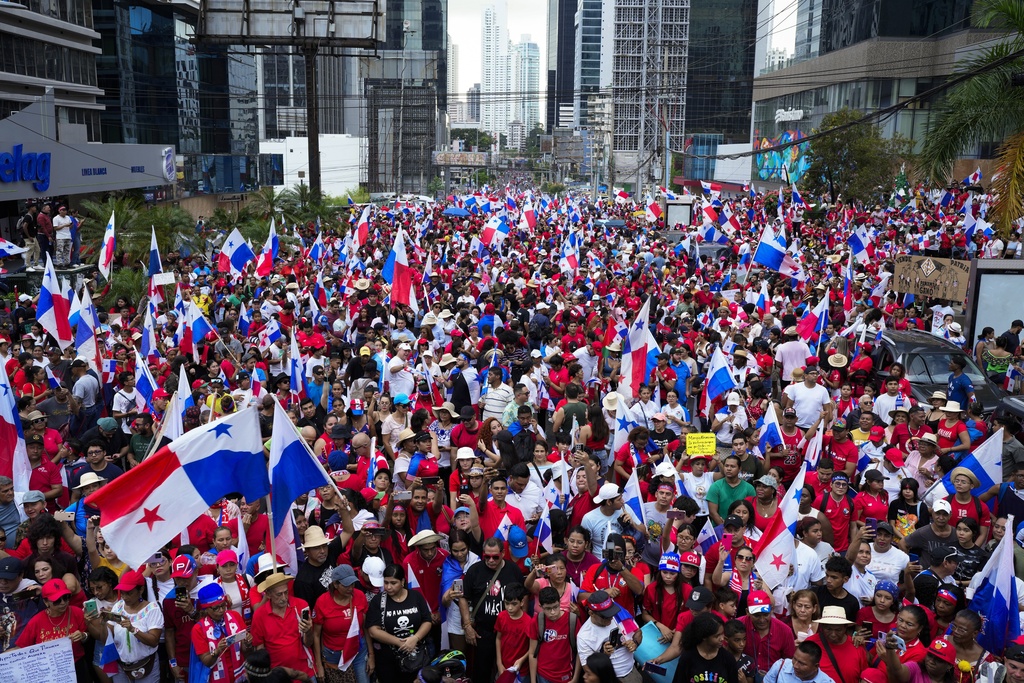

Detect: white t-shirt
661,402,688,435
776,340,811,381
867,544,909,584
112,387,145,434
845,565,878,603
387,356,416,397
682,471,715,515
787,382,831,428
52,214,73,238
787,541,826,591
577,618,636,678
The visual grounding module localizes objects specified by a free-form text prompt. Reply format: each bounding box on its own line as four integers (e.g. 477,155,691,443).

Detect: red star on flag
137,506,165,531
770,554,787,570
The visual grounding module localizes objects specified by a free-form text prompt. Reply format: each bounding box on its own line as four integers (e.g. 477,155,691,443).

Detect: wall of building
260,136,363,197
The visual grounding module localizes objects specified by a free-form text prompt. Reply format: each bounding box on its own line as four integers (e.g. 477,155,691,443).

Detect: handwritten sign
892,254,970,303
152,271,177,286
0,637,75,683
686,432,717,456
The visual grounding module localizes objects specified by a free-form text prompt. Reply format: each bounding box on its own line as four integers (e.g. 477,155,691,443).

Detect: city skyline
448,0,547,97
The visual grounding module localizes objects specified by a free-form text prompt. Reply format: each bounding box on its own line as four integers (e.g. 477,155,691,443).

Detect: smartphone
723,533,733,548
420,476,440,486
84,599,99,619
609,627,621,648
10,589,38,601
459,484,471,496
452,579,464,594
536,564,548,577
54,510,75,523
908,553,919,564
666,509,687,520
880,632,907,653
860,621,872,632
644,663,668,676
394,490,413,502
300,607,311,622
224,630,248,645
865,518,878,532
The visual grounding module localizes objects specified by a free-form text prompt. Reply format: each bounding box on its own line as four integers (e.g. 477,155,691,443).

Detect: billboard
198,0,384,47
432,151,489,167
754,129,812,184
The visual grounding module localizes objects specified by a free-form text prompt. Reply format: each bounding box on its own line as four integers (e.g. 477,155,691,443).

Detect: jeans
353,643,369,683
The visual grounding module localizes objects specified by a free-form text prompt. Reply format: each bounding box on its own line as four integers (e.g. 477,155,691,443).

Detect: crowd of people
0,182,1024,683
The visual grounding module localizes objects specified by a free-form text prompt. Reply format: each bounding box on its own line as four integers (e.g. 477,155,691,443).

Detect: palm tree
249,186,298,225
79,196,197,267
919,0,1024,234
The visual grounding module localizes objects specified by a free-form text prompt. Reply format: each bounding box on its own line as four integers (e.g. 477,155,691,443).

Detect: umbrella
442,207,470,217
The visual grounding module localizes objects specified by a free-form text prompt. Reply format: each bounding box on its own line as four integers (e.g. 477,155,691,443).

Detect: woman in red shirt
935,403,971,458
641,552,691,642
853,470,889,527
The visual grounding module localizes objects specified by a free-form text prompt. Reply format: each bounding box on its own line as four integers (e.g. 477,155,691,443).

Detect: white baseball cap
362,556,386,587
593,483,622,504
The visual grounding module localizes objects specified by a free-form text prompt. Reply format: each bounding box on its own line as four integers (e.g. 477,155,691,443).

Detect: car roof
881,330,965,356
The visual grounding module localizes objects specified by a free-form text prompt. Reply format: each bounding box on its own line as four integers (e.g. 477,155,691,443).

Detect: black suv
872,330,1006,411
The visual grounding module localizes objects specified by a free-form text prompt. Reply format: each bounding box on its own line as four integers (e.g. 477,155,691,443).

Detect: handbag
380,593,431,673
120,653,157,681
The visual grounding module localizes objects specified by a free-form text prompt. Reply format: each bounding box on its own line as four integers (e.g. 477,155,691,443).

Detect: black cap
724,515,743,530
0,556,24,579
459,406,475,420
935,546,962,564
864,469,885,481
686,587,713,610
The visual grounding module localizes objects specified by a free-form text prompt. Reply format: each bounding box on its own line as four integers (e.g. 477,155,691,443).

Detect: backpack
533,607,577,661
529,319,545,341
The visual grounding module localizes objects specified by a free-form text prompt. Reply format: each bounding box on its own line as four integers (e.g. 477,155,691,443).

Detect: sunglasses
483,553,502,560
737,555,755,562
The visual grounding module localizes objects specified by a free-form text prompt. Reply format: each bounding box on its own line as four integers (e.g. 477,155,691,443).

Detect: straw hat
814,606,853,625
408,530,443,547
302,527,330,549
258,572,294,593
396,428,418,445
827,353,848,368
949,466,980,488
940,401,963,413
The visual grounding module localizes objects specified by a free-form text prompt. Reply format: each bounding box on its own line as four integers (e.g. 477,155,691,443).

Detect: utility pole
303,44,321,198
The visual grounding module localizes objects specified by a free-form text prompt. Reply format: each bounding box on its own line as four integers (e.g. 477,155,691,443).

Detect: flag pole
265,497,279,572
140,392,173,463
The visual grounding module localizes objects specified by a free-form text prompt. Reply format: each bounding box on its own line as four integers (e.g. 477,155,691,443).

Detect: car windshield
904,352,988,385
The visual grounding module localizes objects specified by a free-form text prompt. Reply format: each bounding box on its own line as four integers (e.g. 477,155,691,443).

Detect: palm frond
991,130,1024,236
974,0,1024,35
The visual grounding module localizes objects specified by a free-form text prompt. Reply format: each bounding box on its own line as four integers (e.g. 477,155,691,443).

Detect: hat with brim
434,401,456,416
827,353,848,368
74,472,106,490
396,428,418,445
930,391,948,402
258,571,294,593
889,406,910,419
814,605,854,625
408,530,443,547
949,466,980,488
941,401,963,413
587,590,622,618
602,393,620,411
302,526,330,549
438,354,458,367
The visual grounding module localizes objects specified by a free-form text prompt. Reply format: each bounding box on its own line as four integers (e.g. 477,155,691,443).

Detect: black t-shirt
813,585,861,624
366,588,431,640
462,560,524,632
294,559,333,609
913,570,945,611
673,647,739,683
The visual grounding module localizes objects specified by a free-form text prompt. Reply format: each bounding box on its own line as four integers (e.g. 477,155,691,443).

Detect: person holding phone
576,590,644,683
103,569,165,683
189,582,248,683
16,578,103,681
250,572,316,680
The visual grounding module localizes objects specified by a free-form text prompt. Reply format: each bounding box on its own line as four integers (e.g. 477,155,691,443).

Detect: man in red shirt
250,573,316,678
740,590,795,675
945,466,991,545
478,477,526,539
580,533,646,614
822,419,858,478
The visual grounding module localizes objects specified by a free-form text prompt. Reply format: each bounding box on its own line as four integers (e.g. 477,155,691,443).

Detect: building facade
751,0,1001,186
0,0,102,142
573,0,614,127
511,35,541,132
481,1,511,136
545,0,577,133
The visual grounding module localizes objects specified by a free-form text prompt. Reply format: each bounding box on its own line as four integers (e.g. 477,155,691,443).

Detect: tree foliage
450,128,495,150
919,0,1024,234
79,195,197,264
802,108,913,204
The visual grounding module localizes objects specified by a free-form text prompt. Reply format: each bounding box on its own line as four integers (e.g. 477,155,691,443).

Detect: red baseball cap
869,426,886,442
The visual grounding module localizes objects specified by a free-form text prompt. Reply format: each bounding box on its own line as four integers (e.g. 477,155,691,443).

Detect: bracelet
169,659,177,668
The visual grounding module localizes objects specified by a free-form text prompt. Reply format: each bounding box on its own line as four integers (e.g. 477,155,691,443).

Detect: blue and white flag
623,469,648,530
268,399,333,535
937,428,1003,497
697,519,719,554
968,512,1020,654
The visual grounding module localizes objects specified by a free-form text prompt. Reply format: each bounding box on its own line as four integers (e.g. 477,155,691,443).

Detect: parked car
872,330,1006,411
993,396,1024,442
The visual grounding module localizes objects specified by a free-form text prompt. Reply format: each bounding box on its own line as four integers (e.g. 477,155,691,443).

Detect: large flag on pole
381,228,413,307
85,408,270,568
38,254,73,350
267,399,333,535
619,297,658,399
0,359,31,492
754,463,807,589
98,211,116,281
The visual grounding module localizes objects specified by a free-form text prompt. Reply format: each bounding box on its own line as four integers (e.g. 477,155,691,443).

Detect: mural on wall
754,130,812,183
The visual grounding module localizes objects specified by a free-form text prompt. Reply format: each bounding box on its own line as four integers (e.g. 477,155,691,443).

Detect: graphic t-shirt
365,589,430,641
672,647,739,683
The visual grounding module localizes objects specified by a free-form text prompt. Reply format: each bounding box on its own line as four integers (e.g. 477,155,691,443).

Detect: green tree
803,108,913,203
79,196,197,265
451,128,495,150
249,186,298,224
425,177,444,197
919,0,1024,235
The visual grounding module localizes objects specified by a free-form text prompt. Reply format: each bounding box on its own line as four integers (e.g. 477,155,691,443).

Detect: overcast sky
448,0,548,97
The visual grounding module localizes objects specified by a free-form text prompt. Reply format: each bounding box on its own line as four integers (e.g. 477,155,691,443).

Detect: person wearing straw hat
944,467,991,545
295,526,335,609
806,606,868,683
935,401,971,459
250,570,316,679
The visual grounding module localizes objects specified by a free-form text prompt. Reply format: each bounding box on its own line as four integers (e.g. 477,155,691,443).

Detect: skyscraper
612,0,688,187
481,1,511,136
545,0,576,132
467,84,482,122
447,38,460,99
574,0,615,127
511,35,541,131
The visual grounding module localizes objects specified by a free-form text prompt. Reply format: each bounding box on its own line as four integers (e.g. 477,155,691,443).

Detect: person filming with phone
576,589,644,683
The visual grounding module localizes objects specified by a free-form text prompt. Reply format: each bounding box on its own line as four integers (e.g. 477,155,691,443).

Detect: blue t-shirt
947,372,974,406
